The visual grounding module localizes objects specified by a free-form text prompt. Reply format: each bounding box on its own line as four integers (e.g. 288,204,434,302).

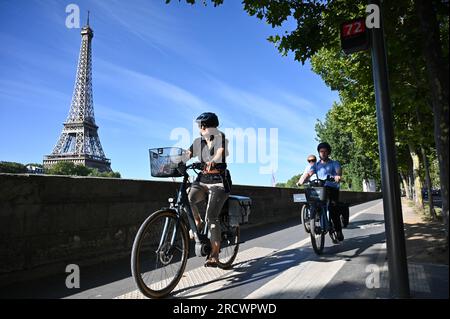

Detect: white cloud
205,77,317,136
95,60,212,113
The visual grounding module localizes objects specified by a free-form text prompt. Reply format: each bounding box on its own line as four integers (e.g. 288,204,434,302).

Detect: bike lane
115,199,389,299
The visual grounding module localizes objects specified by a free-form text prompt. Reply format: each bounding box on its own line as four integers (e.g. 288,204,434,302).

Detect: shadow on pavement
174,230,387,299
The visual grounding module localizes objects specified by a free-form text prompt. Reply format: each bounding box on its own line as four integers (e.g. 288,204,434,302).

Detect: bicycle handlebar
306,175,340,187
185,162,227,171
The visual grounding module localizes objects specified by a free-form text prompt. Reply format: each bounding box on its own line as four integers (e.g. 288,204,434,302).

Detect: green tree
275,174,301,188
0,161,27,173
45,162,80,175
89,168,121,178
170,0,449,235
314,101,380,192
45,162,121,178
285,174,301,188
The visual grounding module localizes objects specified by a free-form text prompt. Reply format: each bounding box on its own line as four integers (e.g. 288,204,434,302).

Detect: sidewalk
400,198,448,298
402,197,448,266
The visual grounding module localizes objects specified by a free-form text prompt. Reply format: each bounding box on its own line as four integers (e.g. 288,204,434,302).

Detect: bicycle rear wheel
301,204,311,233
131,209,189,298
310,209,325,255
217,225,240,269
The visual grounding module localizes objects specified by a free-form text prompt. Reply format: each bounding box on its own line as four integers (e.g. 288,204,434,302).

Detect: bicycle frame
177,173,204,243
309,198,333,234
131,160,241,298
306,177,339,234
156,168,209,257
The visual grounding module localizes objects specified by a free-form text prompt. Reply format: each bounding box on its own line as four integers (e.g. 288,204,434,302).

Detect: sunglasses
308,159,316,163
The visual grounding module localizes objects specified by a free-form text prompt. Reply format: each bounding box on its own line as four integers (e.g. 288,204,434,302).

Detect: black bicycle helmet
317,142,332,154
195,112,219,128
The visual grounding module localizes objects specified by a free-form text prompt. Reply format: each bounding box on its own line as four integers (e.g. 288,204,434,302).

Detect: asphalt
0,199,448,299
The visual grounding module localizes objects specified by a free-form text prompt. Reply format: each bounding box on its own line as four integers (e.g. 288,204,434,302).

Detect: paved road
1,199,448,299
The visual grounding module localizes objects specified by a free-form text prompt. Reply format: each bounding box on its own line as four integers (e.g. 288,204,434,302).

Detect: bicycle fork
311,204,330,234
156,216,179,255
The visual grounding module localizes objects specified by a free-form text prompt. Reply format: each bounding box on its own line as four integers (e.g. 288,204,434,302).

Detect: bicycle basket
149,147,187,177
305,187,327,202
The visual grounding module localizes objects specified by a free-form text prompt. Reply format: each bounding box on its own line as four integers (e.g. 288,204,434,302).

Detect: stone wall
0,174,382,286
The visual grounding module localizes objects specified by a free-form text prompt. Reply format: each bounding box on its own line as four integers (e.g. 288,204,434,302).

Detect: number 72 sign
340,18,370,54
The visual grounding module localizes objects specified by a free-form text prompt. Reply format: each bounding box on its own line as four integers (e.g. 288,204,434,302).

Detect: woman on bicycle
185,112,231,267
302,142,344,241
297,154,318,185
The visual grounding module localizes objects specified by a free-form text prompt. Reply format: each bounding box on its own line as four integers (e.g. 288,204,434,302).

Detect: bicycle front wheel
310,210,325,255
301,204,311,233
131,209,189,298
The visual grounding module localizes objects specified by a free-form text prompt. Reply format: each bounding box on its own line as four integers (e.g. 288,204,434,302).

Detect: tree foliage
168,0,448,228
45,162,121,178
0,161,28,173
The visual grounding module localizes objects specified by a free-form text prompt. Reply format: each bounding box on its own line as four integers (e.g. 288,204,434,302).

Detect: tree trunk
400,172,411,199
408,171,416,200
421,146,437,219
415,0,449,240
409,143,424,209
408,161,414,201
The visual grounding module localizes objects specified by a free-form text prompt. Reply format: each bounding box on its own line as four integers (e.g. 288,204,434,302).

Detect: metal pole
369,0,410,298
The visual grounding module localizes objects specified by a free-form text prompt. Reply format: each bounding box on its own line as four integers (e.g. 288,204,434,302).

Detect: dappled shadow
172,230,388,299
403,221,448,265
319,231,386,261
173,247,307,298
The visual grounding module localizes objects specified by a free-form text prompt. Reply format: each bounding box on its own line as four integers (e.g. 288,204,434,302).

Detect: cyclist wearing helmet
303,142,344,241
186,112,232,267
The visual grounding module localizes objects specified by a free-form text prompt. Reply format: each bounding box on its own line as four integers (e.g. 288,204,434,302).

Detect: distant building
26,165,44,174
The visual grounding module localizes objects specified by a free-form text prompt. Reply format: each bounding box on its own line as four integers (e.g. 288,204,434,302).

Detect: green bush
45,162,121,178
45,162,78,175
0,161,28,173
88,168,121,178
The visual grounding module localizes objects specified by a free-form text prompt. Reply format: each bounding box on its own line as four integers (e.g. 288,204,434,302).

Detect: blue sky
0,0,338,186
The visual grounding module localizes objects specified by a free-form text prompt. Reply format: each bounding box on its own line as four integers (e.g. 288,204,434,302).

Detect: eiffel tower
44,13,111,172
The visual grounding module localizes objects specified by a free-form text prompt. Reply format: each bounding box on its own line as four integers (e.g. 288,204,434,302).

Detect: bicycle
130,147,241,299
304,176,341,255
300,202,312,234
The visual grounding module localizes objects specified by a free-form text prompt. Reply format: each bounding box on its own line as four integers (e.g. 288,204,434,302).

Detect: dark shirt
189,131,228,165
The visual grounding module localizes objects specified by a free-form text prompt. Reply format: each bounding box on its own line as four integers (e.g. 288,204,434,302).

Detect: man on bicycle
300,142,344,241
185,112,232,267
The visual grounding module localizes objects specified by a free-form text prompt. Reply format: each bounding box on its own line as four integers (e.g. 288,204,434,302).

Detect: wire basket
149,147,187,178
305,187,327,202
305,186,339,203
